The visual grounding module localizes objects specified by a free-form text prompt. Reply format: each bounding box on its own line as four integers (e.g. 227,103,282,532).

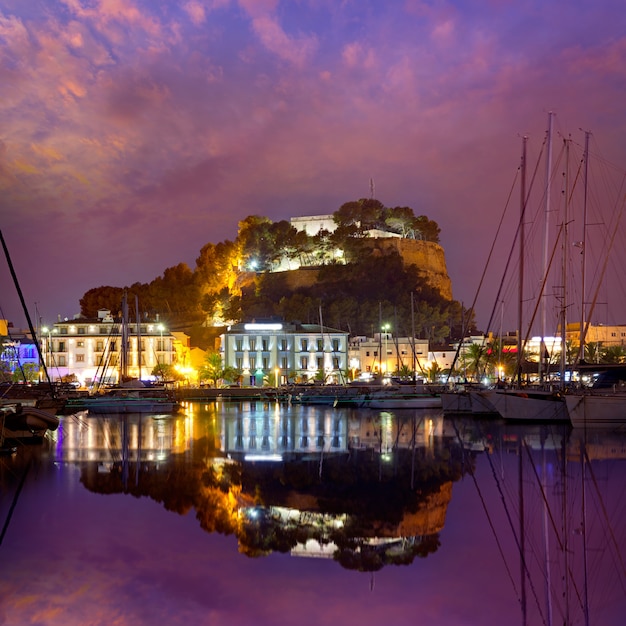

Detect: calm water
1,401,625,626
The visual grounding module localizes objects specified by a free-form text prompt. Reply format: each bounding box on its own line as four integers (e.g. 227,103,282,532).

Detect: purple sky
2,0,626,332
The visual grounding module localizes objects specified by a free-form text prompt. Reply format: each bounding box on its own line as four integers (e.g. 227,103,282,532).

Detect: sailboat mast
540,112,554,382
577,131,590,363
517,136,527,386
0,229,55,394
560,137,570,387
135,294,141,381
120,292,129,382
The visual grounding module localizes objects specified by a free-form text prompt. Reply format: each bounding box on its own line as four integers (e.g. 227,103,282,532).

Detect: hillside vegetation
79,198,474,343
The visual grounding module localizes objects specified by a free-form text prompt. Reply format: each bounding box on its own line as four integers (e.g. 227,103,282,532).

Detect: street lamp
381,323,390,374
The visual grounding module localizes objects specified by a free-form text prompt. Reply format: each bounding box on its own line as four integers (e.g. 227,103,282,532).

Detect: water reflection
49,402,475,570
2,402,625,625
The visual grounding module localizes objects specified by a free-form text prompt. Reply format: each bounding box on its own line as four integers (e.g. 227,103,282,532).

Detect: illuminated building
221,320,349,385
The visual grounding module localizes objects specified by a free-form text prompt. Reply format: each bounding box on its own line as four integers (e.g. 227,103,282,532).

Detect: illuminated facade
41,309,185,387
221,320,349,384
348,333,430,376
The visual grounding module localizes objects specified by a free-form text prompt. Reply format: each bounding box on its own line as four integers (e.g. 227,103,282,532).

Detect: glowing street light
381,323,390,374
275,367,280,387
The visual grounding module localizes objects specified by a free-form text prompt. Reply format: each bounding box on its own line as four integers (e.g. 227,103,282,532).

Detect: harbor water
1,400,625,625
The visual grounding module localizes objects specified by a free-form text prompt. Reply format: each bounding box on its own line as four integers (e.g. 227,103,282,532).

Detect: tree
198,351,225,387
12,362,39,383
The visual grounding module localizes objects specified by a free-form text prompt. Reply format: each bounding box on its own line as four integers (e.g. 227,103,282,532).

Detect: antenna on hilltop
369,178,375,199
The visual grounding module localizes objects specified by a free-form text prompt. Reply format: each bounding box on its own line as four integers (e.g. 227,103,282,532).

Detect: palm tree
460,343,487,381
198,351,224,387
602,345,626,364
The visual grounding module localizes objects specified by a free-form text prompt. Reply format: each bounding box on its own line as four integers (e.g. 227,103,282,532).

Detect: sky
1,0,626,335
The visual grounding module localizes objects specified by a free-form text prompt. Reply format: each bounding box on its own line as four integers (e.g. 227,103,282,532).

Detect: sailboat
67,293,179,415
489,114,570,423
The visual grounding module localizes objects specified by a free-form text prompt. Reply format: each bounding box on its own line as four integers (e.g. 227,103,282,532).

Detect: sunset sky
2,0,626,333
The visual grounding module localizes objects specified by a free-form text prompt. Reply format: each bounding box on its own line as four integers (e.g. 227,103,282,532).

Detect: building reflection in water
48,401,468,569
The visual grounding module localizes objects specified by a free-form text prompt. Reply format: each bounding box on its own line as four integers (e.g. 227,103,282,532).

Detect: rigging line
580,185,626,352
481,430,548,622
522,439,565,553
448,421,538,619
583,447,626,590
518,436,589,619
445,166,520,381
0,457,31,548
0,230,55,395
514,222,564,380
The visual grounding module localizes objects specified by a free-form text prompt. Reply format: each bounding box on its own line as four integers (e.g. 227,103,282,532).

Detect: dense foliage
78,198,472,341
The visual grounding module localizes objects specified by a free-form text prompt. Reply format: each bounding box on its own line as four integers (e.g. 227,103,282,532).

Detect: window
58,356,66,366
332,357,339,369
300,339,308,351
366,351,370,357
236,357,243,369
249,338,256,351
317,339,323,351
262,339,269,351
281,357,288,369
373,351,378,357
96,341,104,351
262,357,269,369
280,339,288,351
78,327,85,335
236,339,243,351
76,354,85,362
300,356,308,369
140,340,145,351
317,357,323,370
58,341,66,352
99,326,108,334
77,341,84,348
250,356,256,369
60,327,68,335
332,339,339,352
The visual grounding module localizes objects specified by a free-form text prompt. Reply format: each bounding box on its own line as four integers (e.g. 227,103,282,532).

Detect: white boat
364,387,442,409
440,386,499,416
74,391,178,415
565,392,626,429
488,388,569,422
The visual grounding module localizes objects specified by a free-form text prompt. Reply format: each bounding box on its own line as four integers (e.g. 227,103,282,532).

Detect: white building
348,333,430,377
41,310,179,388
221,320,349,385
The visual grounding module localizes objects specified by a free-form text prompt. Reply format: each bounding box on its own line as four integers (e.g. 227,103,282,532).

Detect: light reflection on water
1,401,625,626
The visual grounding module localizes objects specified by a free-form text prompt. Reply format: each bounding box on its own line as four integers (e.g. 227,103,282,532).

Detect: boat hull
489,389,569,422
79,398,178,414
365,393,442,410
565,393,626,429
441,390,499,416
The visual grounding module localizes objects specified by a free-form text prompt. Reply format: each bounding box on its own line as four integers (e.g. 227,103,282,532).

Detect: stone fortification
361,238,452,300
235,238,453,300
260,238,452,300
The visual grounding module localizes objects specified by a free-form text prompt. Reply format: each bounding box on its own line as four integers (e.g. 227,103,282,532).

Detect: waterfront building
40,310,186,387
221,320,349,385
348,333,430,377
565,321,626,349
